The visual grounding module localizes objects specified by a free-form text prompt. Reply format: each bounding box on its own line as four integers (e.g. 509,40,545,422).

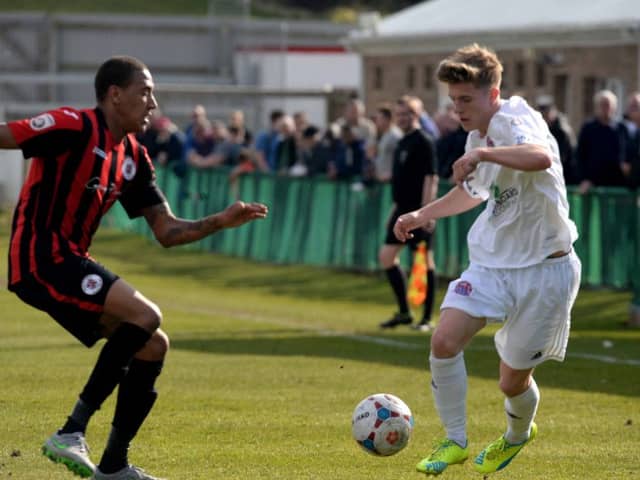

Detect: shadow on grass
93,231,634,331
170,331,640,398
92,231,640,397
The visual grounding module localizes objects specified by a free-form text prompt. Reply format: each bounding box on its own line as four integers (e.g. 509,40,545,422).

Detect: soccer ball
351,393,414,456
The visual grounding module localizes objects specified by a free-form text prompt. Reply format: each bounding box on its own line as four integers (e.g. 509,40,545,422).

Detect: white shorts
440,252,581,369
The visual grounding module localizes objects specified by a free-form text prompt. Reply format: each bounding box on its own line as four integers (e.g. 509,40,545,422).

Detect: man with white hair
576,89,631,193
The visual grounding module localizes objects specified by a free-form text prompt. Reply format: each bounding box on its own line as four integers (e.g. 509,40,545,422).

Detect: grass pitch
0,228,638,479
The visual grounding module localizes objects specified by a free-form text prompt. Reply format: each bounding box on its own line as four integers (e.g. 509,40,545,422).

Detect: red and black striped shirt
7,107,165,286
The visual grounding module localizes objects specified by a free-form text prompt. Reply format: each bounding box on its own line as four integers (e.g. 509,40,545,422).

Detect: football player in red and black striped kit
0,56,268,480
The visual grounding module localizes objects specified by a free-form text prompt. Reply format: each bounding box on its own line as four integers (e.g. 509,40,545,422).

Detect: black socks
423,268,437,323
79,323,152,409
385,265,409,314
98,359,164,474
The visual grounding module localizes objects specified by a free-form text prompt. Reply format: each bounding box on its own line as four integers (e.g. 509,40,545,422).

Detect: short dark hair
270,110,285,123
302,125,319,138
94,55,148,102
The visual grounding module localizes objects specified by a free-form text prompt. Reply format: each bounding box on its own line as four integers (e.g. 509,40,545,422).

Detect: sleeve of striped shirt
119,144,167,218
7,108,85,159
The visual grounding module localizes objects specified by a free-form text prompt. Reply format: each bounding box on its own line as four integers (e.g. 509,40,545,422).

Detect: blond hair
436,43,503,89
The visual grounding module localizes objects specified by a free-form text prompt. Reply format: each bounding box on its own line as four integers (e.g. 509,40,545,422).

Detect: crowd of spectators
137,89,640,192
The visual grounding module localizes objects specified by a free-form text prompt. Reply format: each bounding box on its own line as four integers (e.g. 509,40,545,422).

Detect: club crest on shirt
454,281,473,296
122,156,136,180
29,113,56,131
399,150,408,164
81,274,103,296
486,136,495,147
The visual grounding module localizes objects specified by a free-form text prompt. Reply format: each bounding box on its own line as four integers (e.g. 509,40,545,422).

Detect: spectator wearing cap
536,95,577,185
300,125,332,177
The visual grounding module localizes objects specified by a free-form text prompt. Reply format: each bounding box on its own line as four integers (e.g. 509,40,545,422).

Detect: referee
379,95,439,331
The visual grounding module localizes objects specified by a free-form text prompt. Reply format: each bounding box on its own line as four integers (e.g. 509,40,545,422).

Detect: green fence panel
103,168,640,296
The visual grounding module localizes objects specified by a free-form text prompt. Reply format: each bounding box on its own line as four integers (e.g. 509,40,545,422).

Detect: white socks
504,378,539,444
429,352,467,447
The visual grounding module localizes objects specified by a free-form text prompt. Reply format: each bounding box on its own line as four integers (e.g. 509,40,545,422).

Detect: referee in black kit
379,95,439,331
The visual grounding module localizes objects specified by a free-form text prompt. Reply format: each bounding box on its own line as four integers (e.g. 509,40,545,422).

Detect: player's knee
430,330,462,358
499,376,528,397
147,329,170,359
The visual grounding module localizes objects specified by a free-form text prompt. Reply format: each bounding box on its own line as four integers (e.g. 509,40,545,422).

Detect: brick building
345,0,640,131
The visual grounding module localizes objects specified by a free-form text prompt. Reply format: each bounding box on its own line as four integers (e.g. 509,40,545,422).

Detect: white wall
0,150,24,208
236,50,362,129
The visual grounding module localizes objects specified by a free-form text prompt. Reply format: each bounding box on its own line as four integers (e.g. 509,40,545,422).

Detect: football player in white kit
393,44,581,476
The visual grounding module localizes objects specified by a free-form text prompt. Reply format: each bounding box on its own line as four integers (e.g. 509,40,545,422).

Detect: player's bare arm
394,186,482,242
421,173,439,232
143,200,268,247
453,144,552,184
0,124,18,149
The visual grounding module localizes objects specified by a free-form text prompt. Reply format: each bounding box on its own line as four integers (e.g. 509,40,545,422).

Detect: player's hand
452,150,481,185
393,211,423,242
220,201,268,228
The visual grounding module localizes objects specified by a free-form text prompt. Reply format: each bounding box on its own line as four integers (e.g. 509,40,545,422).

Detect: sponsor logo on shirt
85,177,120,199
81,274,103,295
491,183,519,217
515,134,530,145
122,156,136,180
454,280,473,296
29,113,56,131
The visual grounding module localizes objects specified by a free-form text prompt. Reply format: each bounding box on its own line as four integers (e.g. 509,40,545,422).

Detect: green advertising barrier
104,167,640,295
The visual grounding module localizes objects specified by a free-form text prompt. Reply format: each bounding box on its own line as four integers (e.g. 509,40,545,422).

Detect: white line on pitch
171,305,640,367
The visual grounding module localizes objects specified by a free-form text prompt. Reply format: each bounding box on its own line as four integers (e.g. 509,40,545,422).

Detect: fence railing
104,167,640,302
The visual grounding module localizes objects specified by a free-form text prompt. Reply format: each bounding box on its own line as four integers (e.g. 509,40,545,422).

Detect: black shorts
385,206,433,249
9,255,119,347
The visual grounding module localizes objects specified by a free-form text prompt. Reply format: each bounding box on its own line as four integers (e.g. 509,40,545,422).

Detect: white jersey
462,96,578,268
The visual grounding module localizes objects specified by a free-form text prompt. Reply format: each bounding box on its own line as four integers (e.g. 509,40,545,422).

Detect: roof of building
373,0,640,37
347,0,640,54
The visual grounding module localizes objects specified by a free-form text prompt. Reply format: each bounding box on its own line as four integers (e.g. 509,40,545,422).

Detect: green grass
0,228,639,479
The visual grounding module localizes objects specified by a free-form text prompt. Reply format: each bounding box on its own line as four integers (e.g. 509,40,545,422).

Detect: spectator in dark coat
576,90,630,193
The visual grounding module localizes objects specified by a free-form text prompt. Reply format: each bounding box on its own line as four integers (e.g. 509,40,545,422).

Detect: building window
535,62,546,87
406,65,416,89
423,64,434,89
515,61,526,88
373,66,383,90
